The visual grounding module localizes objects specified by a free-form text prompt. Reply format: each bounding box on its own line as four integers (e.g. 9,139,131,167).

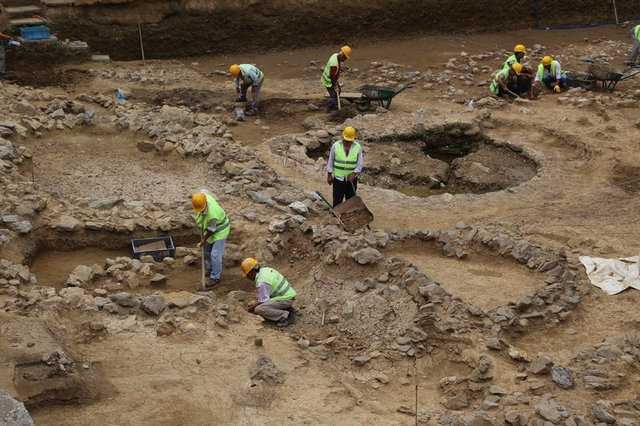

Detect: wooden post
612,0,619,25
137,23,146,63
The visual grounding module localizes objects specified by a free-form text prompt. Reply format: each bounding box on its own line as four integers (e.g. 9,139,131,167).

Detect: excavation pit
387,241,545,311
305,124,538,198
19,128,214,203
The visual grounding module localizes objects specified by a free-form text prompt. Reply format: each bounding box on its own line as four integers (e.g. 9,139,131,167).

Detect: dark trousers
332,177,357,207
326,86,338,111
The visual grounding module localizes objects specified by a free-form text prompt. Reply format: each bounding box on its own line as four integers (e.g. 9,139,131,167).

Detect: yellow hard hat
191,192,207,213
512,63,523,75
514,44,526,53
342,126,356,142
340,45,352,59
229,64,241,77
240,258,259,276
542,56,553,66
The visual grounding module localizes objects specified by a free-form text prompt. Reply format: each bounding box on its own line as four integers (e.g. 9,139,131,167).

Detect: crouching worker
534,56,566,93
241,258,297,327
490,63,532,99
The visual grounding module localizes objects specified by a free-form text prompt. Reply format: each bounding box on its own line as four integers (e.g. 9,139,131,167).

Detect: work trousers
204,239,226,281
254,300,293,322
0,45,5,78
326,86,338,111
541,75,567,88
629,33,640,65
332,177,358,207
240,79,263,111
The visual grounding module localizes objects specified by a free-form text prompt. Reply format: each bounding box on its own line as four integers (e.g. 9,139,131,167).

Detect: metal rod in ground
138,23,146,63
201,244,206,291
414,358,418,426
612,0,619,25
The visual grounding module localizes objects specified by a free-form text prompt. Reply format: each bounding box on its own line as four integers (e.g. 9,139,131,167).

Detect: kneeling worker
490,63,532,99
502,44,526,71
229,63,264,115
242,258,297,327
534,56,565,93
627,23,640,66
192,191,231,288
326,126,364,207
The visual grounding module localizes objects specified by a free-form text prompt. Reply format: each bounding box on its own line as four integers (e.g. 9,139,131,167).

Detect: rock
352,247,382,265
355,281,369,293
288,201,309,215
302,116,324,130
66,265,94,286
164,291,206,308
352,355,371,366
141,295,167,316
297,337,310,349
268,219,289,233
250,355,285,385
0,390,35,426
254,337,263,347
443,392,469,410
505,411,529,425
592,400,616,424
110,292,138,308
535,399,569,423
507,347,530,362
54,215,82,232
469,355,493,382
550,366,574,389
136,140,155,153
149,274,167,286
88,197,123,209
529,355,554,374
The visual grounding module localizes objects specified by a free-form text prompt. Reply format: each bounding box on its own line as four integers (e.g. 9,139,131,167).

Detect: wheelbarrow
314,185,373,233
566,64,640,92
339,82,415,112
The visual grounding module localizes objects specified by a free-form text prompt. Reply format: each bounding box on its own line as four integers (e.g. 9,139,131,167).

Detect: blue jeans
542,74,567,88
204,239,226,281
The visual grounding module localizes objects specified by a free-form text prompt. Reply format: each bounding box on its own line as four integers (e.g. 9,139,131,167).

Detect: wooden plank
9,17,45,26
6,5,42,14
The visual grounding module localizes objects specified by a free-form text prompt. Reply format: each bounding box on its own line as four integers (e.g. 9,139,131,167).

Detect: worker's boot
205,278,219,289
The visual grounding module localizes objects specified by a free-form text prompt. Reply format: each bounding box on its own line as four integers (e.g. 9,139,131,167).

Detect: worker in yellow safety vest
627,24,640,66
321,45,352,111
490,63,533,99
241,258,297,327
502,44,526,71
326,126,364,207
534,56,566,93
192,190,231,288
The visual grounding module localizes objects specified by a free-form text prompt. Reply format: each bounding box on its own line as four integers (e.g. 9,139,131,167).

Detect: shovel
314,190,346,228
200,244,206,291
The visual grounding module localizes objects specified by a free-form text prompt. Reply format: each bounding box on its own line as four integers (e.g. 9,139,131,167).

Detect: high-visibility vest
332,140,361,178
321,53,340,88
256,267,296,301
634,25,640,42
239,64,264,86
535,60,560,81
489,67,510,95
194,193,230,243
502,54,521,71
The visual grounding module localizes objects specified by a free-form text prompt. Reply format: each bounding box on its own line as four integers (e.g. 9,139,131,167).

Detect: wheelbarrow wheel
356,98,371,112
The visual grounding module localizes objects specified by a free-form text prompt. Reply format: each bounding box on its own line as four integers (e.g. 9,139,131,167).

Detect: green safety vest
489,67,510,95
535,61,560,81
502,54,520,71
635,25,640,42
256,267,297,301
194,193,230,243
332,140,361,178
321,53,340,88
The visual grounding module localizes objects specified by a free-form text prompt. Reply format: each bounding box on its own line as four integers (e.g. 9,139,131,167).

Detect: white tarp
579,255,640,295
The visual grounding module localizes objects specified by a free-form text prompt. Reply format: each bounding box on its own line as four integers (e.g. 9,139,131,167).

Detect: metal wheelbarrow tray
339,82,415,112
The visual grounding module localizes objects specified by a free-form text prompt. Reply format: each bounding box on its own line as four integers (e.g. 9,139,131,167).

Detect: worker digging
627,23,640,65
241,257,297,327
192,190,230,289
490,62,533,99
229,63,264,116
321,45,352,111
326,126,364,207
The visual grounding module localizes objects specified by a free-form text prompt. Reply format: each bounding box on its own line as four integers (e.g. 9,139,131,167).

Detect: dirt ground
2,24,640,425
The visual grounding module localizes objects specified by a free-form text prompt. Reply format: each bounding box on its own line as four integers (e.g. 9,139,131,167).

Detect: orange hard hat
229,64,241,77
